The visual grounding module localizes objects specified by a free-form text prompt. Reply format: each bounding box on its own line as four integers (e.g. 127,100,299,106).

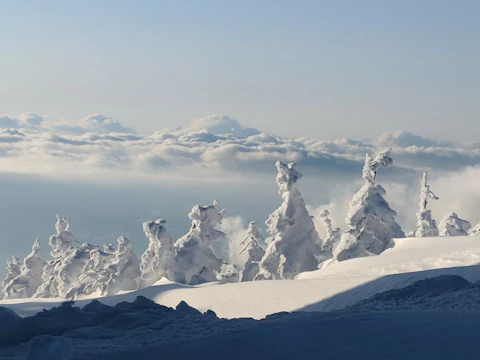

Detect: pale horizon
1,0,479,141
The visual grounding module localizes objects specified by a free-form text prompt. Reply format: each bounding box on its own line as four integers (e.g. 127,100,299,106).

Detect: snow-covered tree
49,214,76,253
34,215,93,298
334,149,405,262
104,236,141,295
1,256,21,299
319,209,341,253
140,219,181,287
1,240,47,299
34,215,141,299
414,172,439,238
255,162,321,280
218,263,240,283
69,246,114,297
470,223,480,236
174,200,227,285
438,212,472,237
103,242,115,255
239,222,265,282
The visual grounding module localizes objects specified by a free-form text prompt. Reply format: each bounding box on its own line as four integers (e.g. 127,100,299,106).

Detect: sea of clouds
1,112,479,181
0,112,479,273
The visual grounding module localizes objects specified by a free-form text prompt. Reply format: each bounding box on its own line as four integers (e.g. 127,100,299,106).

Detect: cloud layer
0,113,479,184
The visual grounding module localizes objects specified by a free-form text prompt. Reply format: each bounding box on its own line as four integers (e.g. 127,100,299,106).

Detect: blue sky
1,0,479,140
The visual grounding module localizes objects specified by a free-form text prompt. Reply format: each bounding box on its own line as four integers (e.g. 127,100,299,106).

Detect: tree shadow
298,264,480,313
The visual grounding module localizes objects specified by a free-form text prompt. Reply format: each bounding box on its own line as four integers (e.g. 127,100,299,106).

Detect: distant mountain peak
187,115,260,138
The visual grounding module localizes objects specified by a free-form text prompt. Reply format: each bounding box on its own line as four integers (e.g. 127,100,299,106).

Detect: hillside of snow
2,235,480,320
5,289,480,360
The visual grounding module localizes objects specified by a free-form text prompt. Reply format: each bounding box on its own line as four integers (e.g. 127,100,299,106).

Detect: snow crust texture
0,296,255,360
5,276,480,360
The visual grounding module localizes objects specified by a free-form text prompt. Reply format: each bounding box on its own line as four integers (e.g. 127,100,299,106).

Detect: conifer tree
334,149,405,262
255,162,321,280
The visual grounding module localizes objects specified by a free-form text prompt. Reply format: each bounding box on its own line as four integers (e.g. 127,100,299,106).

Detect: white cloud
0,112,46,129
377,130,452,148
217,215,249,268
0,113,478,191
18,112,44,127
53,114,136,135
185,115,260,138
307,181,362,238
429,166,480,227
0,116,21,128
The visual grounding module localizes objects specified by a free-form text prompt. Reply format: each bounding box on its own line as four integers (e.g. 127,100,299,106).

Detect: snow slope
351,275,480,311
2,236,480,319
5,295,480,360
151,310,480,360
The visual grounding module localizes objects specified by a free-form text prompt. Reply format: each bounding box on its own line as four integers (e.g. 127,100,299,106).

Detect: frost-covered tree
50,214,76,255
1,256,21,299
414,172,439,238
239,222,265,282
438,212,472,237
174,200,227,285
319,209,341,253
470,223,480,236
104,236,141,295
218,263,240,283
34,215,93,298
334,149,405,262
255,162,321,280
140,219,181,287
1,240,47,299
69,235,142,298
103,242,115,255
69,246,114,297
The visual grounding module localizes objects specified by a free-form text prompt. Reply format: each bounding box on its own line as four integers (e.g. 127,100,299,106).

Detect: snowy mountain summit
186,115,260,138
